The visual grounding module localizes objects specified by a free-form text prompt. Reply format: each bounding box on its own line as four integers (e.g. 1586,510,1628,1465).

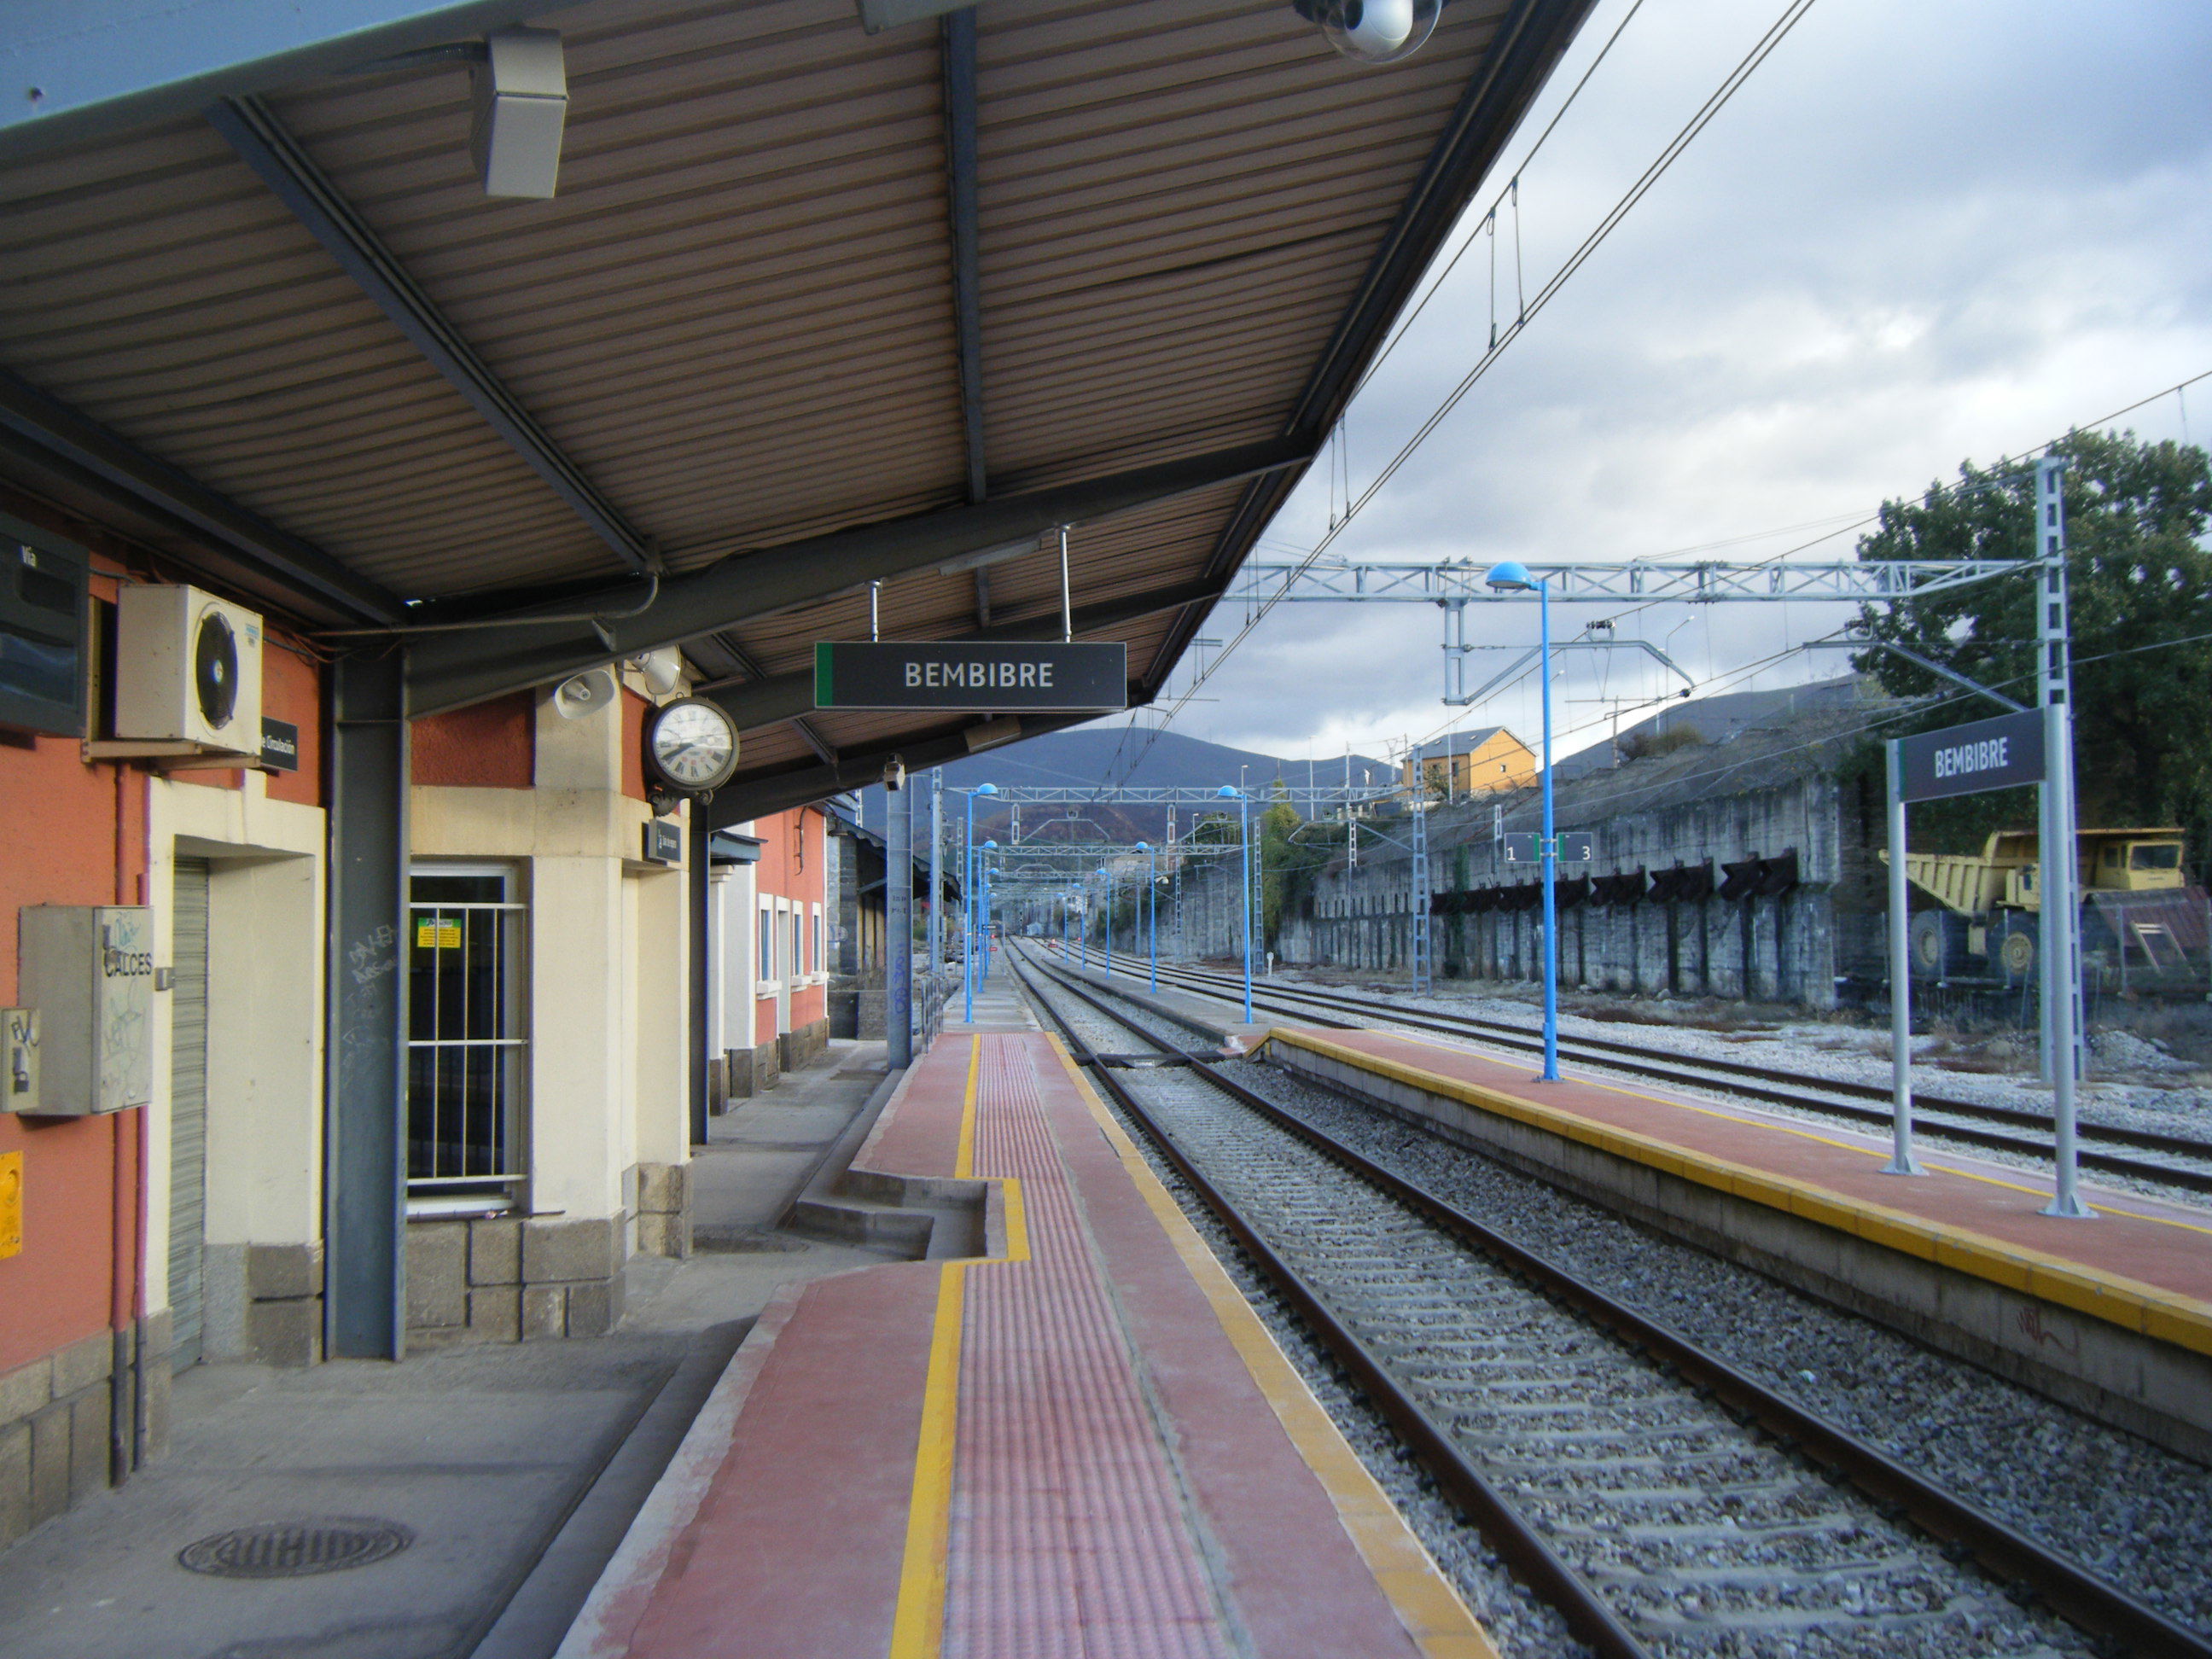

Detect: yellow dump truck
1897,828,2203,982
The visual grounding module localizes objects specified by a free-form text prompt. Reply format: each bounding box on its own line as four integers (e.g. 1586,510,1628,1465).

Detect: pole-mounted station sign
1501,830,1597,864
814,641,1127,712
1897,708,2045,802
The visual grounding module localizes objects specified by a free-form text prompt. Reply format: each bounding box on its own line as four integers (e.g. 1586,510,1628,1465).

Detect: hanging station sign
813,641,1127,712
1896,708,2045,803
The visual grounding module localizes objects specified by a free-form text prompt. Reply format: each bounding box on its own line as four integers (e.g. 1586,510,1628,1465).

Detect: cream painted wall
143,771,325,1316
410,692,688,1230
630,864,686,1172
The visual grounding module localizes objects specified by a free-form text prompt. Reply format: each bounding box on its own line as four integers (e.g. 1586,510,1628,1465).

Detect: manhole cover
178,1519,413,1579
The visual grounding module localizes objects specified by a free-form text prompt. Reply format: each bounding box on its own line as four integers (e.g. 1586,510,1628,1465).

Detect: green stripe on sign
815,642,834,707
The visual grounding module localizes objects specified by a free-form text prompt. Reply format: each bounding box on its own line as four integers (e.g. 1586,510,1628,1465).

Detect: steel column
323,647,410,1360
688,818,710,1147
1883,738,1922,1175
887,778,913,1067
2035,457,2091,1218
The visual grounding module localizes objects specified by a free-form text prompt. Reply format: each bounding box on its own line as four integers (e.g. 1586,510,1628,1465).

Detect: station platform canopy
0,0,1591,822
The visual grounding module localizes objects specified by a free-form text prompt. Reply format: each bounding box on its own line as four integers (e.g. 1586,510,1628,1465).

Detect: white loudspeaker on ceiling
553,667,619,720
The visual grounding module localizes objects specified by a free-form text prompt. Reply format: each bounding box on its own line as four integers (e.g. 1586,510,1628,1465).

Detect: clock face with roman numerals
644,696,739,793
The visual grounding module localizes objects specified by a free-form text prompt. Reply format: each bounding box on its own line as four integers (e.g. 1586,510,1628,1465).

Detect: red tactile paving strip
563,1032,1441,1659
1300,1027,2212,1303
946,1039,1232,1658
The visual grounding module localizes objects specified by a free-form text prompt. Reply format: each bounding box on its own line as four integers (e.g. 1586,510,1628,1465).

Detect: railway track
1070,946,2212,1196
1008,943,2211,1659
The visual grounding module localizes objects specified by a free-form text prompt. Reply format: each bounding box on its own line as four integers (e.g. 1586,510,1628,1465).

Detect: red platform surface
1283,1025,2212,1318
559,1030,1489,1659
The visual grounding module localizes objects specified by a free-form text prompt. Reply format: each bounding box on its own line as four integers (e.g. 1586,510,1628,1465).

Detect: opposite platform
559,1027,1492,1659
1265,1023,2212,1461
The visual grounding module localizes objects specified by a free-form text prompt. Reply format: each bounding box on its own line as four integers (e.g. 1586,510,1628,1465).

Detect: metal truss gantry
1232,556,2032,606
1231,555,2037,709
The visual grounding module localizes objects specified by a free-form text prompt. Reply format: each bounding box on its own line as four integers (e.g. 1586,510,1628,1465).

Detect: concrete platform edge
550,1285,810,1659
1267,1028,2212,1465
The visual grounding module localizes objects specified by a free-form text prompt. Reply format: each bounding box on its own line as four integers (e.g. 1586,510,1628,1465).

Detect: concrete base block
521,1286,567,1342
468,1286,521,1342
407,1213,629,1347
522,1218,620,1284
0,1420,28,1547
246,1299,323,1369
405,1222,469,1330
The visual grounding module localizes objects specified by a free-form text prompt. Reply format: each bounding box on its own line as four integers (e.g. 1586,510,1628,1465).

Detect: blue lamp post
1136,841,1157,992
1217,786,1253,1022
1096,865,1113,972
963,783,997,1022
1485,561,1558,1081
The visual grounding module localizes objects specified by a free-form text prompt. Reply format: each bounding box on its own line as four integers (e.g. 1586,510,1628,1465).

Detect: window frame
405,859,528,1217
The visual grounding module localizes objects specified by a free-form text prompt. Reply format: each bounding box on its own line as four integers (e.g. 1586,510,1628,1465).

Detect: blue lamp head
973,782,998,795
1216,784,1241,799
984,839,997,849
1484,560,1535,592
1135,841,1150,853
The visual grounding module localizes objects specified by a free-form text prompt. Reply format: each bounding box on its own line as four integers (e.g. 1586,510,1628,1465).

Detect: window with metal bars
406,865,527,1214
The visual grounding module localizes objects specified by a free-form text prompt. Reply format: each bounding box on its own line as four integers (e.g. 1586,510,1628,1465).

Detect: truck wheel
1998,917,2037,984
1910,911,1967,978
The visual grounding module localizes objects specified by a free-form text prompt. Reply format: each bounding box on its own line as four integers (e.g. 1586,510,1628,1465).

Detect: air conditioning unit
114,585,263,751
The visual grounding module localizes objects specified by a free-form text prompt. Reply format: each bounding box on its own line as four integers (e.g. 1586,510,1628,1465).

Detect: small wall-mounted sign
814,641,1126,711
259,717,300,772
642,819,684,865
415,918,463,951
0,1150,20,1257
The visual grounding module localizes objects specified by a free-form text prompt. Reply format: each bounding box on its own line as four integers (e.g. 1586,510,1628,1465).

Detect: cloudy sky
1099,0,2212,772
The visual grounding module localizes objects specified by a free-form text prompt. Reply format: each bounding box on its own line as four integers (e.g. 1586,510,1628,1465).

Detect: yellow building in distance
1405,727,1539,796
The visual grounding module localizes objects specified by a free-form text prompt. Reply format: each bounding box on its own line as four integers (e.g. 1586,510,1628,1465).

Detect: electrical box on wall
16,907,154,1116
2,1008,38,1112
114,585,263,751
0,515,90,739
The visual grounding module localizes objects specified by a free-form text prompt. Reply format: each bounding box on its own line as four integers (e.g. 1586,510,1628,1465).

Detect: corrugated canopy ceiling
0,0,1592,819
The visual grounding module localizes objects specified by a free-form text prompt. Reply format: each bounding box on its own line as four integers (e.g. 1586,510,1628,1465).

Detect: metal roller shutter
170,858,210,1372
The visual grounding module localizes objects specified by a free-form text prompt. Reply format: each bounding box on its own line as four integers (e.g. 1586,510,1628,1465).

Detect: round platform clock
643,696,740,795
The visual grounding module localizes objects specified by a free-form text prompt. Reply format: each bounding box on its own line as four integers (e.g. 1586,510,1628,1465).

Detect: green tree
1854,428,2212,859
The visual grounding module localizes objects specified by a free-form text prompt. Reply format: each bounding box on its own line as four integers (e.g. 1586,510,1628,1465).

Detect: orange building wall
412,693,534,789
0,565,143,1376
749,806,828,1046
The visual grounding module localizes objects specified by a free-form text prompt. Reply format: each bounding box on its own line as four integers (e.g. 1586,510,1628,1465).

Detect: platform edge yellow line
886,1260,966,1659
1266,1025,2212,1359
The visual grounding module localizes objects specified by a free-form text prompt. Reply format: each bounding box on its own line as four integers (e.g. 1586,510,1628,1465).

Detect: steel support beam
323,647,410,1360
0,369,404,626
405,434,1313,714
208,96,660,579
941,9,986,505
0,0,554,158
702,578,1220,733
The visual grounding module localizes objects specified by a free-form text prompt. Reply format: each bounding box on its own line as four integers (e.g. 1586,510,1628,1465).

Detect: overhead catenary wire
1113,0,1824,788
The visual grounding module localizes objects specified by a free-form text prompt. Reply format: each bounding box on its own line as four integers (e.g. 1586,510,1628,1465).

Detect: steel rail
1086,949,2212,1193
1016,945,2212,1659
